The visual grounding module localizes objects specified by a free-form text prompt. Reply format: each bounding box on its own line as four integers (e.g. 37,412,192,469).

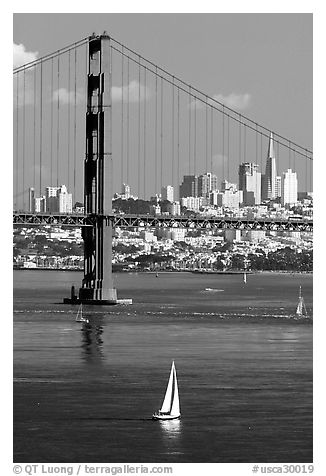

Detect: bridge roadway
13,212,313,232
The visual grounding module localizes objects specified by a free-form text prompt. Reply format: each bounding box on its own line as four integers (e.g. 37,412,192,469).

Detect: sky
12,13,313,203
13,12,312,147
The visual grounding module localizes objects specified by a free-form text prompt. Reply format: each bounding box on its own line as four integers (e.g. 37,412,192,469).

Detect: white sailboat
243,272,247,284
296,286,308,317
75,304,89,323
152,361,181,421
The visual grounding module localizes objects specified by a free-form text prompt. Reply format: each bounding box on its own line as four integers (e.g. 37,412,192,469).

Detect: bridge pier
64,33,124,305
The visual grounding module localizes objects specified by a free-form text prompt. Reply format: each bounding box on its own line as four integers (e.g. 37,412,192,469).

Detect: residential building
180,196,203,212
167,201,181,216
161,185,174,202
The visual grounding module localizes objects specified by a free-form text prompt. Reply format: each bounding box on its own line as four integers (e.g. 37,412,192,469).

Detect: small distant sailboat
296,286,308,317
75,304,89,323
152,361,181,421
243,272,247,284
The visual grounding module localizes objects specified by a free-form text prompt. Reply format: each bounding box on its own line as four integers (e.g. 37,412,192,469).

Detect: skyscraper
282,169,298,207
238,162,261,205
262,132,277,201
45,185,73,213
179,175,198,198
198,172,218,197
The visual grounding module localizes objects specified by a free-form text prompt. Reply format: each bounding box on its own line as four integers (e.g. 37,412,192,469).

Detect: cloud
188,93,251,112
189,97,203,110
212,153,229,165
112,80,150,103
13,43,38,68
213,93,251,111
52,88,85,105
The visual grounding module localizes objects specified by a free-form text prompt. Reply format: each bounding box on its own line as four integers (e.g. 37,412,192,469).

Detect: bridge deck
13,212,313,232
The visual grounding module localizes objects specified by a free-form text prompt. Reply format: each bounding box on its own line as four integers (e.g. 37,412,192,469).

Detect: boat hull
152,413,181,421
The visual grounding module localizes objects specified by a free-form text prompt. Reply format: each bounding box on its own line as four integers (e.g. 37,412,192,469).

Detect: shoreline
13,267,312,275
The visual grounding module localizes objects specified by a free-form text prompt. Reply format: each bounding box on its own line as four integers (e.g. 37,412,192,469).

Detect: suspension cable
109,37,312,158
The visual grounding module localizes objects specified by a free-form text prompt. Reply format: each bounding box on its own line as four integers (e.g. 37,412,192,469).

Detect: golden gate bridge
13,33,313,304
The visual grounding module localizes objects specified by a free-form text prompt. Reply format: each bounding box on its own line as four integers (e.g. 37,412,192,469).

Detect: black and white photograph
10,6,316,473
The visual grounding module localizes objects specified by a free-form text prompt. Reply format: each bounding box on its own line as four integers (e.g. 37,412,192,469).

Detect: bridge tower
66,33,117,304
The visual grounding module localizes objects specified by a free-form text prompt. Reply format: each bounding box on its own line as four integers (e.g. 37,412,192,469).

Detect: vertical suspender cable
138,57,141,197
222,106,225,181
143,67,146,199
211,106,213,175
50,58,54,188
67,51,71,192
15,73,19,208
160,76,164,190
126,57,130,186
227,114,230,182
239,114,242,167
288,141,291,170
121,47,124,189
188,86,191,175
33,66,36,190
244,123,246,163
194,96,197,176
177,87,180,196
255,123,258,166
171,77,174,189
205,97,208,173
23,69,26,209
73,46,77,202
56,55,60,186
154,68,158,195
261,132,263,174
39,60,43,197
305,151,308,193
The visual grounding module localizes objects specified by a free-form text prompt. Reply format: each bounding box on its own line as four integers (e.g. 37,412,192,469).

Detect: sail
296,298,303,315
243,272,247,284
296,287,307,316
170,366,180,416
160,362,175,413
76,304,83,321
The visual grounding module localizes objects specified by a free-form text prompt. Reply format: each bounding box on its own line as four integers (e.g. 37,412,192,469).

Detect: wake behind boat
152,361,181,421
75,304,89,323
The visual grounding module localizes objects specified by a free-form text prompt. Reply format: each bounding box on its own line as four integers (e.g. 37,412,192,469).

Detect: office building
282,169,298,207
238,162,261,205
161,185,174,203
198,173,218,197
262,132,278,201
179,175,198,198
